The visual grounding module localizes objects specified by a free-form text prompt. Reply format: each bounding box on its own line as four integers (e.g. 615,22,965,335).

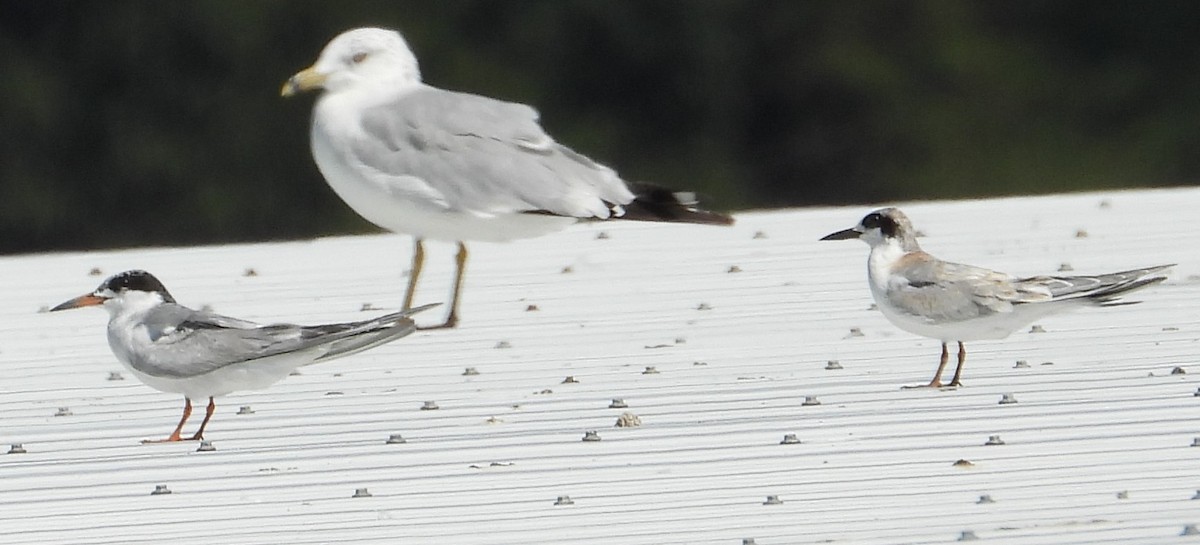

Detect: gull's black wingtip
619,181,735,226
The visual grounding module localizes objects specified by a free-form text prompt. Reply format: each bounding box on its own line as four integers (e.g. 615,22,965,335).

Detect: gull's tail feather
616,182,735,226
1031,264,1173,306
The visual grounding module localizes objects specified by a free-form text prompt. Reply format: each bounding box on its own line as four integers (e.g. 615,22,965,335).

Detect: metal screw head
561,376,579,384
825,360,843,370
953,459,975,468
1029,324,1046,333
847,327,865,337
421,401,439,411
763,495,783,505
696,302,713,311
1191,490,1200,500
976,494,995,504
386,434,407,444
985,435,1005,446
1182,524,1200,536
54,407,72,417
151,485,172,495
107,371,124,381
8,444,26,454
525,304,540,311
237,406,254,415
1172,366,1187,375
1014,360,1030,368
642,366,660,375
1192,437,1200,447
1193,387,1200,397
1116,490,1129,499
1058,263,1074,272
595,231,609,240
462,367,480,376
494,340,512,349
727,265,743,273
196,441,216,452
615,412,641,428
582,431,602,442
752,230,768,239
958,530,979,541
554,495,574,505
999,393,1018,405
780,434,801,445
743,540,758,545
608,399,628,409
802,396,821,406
352,488,372,498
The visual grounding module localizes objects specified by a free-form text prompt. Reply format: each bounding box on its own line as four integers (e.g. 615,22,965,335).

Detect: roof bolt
1172,367,1187,375
867,303,878,310
554,495,574,505
802,396,821,406
494,340,512,349
743,540,758,545
88,267,103,276
780,434,801,445
642,366,660,375
763,495,783,505
386,434,407,444
1014,360,1030,368
54,407,72,417
696,302,713,311
582,431,602,442
595,231,609,240
953,459,975,468
1029,324,1046,333
525,304,539,311
999,393,1018,405
985,435,1005,446
1075,229,1088,238
462,367,480,376
608,399,628,409
352,488,372,498
8,444,26,454
421,401,439,411
1182,524,1200,536
1193,387,1200,397
1117,490,1129,499
237,406,254,415
560,265,573,274
107,371,124,381
976,494,995,504
1192,490,1200,500
825,360,843,370
562,376,579,384
196,441,216,452
752,230,768,239
1191,437,1200,447
847,327,865,337
1058,263,1074,272
727,265,743,273
958,530,979,541
151,485,172,496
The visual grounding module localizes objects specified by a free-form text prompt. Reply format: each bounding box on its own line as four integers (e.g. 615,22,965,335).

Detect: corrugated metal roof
2,188,1198,544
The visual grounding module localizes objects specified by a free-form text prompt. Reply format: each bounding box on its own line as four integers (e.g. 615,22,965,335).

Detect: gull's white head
281,27,421,97
820,207,922,252
49,270,176,318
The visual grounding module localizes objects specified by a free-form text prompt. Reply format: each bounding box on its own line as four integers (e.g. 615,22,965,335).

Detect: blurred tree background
1,0,1197,254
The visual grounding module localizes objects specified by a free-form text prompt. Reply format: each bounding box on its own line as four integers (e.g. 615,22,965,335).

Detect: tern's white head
820,207,922,252
50,270,176,318
281,27,421,97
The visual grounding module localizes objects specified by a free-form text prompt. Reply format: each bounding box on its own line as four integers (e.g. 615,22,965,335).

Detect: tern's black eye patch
862,212,900,238
862,212,883,229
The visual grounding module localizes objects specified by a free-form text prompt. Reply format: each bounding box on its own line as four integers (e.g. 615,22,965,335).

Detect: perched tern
51,270,435,442
282,27,732,329
821,208,1171,388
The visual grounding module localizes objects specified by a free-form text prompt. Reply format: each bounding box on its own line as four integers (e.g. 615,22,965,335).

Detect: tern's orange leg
187,397,216,441
419,241,466,330
947,342,967,387
903,342,950,389
142,397,193,443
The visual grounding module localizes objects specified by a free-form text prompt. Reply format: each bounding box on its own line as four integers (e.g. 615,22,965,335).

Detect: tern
282,27,732,329
51,270,434,442
821,208,1171,388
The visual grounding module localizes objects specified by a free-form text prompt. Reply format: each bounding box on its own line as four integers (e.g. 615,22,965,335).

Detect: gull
51,270,435,442
281,27,732,329
821,208,1171,388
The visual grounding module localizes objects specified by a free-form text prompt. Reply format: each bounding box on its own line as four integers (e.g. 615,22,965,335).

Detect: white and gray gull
282,27,732,329
821,208,1171,388
52,270,434,442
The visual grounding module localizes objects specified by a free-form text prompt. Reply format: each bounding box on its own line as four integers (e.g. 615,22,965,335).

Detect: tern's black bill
820,228,862,241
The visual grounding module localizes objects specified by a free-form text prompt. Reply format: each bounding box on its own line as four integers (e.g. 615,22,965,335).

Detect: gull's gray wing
126,304,424,379
353,85,635,218
883,253,1052,324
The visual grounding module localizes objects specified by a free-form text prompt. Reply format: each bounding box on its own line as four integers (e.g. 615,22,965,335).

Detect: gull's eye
351,52,368,64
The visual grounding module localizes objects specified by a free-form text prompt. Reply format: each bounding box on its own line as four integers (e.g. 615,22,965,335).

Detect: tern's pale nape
282,27,733,329
51,270,435,442
821,208,1172,388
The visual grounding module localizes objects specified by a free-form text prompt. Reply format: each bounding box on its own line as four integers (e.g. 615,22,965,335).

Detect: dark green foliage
1,1,1197,253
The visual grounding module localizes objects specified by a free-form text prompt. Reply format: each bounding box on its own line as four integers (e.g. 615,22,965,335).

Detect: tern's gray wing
1014,264,1173,305
128,305,424,379
353,86,634,218
884,253,1052,324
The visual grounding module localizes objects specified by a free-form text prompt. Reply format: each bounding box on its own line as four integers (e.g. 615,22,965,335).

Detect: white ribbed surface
2,188,1198,544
